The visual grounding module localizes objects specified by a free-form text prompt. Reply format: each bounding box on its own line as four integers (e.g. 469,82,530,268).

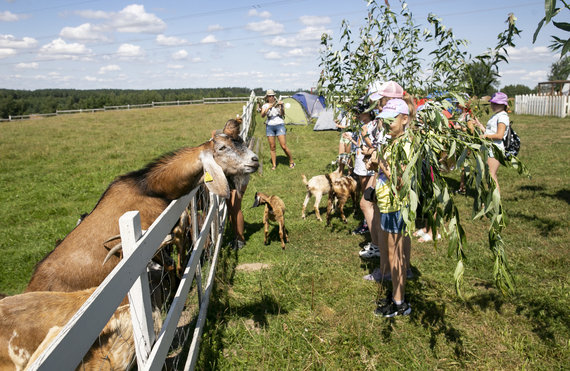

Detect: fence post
120,211,155,368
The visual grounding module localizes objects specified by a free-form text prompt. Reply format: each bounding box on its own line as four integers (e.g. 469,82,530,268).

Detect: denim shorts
266,124,286,137
381,210,406,234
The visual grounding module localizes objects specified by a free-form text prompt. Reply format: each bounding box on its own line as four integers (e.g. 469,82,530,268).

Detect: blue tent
291,92,326,118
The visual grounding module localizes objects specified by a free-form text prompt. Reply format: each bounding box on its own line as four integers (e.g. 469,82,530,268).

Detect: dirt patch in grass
235,263,271,272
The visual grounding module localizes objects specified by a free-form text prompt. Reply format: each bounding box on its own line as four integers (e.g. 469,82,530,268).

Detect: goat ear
200,151,230,199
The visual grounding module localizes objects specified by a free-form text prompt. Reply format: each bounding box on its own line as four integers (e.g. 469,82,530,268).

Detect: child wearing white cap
373,98,413,318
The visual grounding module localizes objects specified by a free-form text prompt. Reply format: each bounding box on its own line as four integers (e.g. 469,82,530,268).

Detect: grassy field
1,105,568,369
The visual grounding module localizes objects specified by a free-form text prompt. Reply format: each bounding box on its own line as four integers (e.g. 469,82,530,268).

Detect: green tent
282,97,310,125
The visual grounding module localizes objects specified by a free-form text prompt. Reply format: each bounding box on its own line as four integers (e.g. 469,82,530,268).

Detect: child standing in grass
374,98,413,317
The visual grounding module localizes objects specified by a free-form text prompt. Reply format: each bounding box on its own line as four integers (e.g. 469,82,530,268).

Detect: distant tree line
0,87,302,118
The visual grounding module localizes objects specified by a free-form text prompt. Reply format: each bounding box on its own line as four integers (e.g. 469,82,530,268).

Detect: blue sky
0,0,565,91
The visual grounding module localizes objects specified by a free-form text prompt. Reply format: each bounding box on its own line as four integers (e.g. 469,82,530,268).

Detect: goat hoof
264,241,270,246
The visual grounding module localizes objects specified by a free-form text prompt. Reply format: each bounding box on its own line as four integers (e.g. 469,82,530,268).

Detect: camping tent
291,92,326,118
313,108,339,131
283,97,310,125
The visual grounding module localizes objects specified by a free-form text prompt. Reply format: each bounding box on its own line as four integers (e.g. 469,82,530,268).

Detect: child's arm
482,122,507,140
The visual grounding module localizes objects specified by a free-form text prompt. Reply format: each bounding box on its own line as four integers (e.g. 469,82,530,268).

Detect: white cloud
39,38,91,58
156,34,187,46
246,19,284,35
0,11,19,22
201,34,217,43
264,51,281,59
0,48,16,59
191,57,202,63
297,26,331,41
59,23,108,42
172,49,188,60
287,47,316,57
524,70,548,79
208,24,223,32
15,62,39,69
506,46,554,63
266,36,290,47
299,16,331,26
99,64,120,74
78,4,165,34
248,9,271,18
168,64,184,69
116,43,144,58
500,68,548,85
0,34,37,48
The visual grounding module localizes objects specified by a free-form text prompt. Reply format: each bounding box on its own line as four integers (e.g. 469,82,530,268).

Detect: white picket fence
515,94,570,118
27,91,258,370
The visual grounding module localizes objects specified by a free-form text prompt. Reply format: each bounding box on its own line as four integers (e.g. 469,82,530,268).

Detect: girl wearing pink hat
474,92,510,193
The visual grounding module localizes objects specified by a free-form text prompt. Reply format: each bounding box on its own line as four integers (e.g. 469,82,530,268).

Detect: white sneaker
359,243,380,259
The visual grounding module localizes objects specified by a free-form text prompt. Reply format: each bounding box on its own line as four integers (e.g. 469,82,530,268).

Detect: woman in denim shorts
260,89,295,170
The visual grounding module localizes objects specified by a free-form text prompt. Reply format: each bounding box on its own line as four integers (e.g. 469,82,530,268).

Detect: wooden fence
0,96,251,122
26,91,258,370
515,94,570,118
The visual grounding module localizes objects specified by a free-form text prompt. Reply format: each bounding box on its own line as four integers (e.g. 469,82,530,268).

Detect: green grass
1,106,568,369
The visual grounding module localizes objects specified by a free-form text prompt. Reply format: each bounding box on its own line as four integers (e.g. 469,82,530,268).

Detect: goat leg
278,221,286,249
301,193,310,219
339,196,348,223
263,212,270,245
326,192,334,226
314,193,323,222
264,222,270,245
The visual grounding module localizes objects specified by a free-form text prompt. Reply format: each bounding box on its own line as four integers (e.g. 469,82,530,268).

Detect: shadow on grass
196,241,289,368
378,279,467,362
508,212,564,237
516,185,570,206
515,295,569,344
243,221,263,241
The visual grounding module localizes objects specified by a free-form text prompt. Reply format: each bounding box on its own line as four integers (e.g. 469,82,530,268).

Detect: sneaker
352,221,369,235
359,243,380,259
375,301,411,317
363,267,391,281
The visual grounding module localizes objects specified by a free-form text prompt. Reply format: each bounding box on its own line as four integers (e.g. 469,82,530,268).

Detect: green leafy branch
318,0,529,296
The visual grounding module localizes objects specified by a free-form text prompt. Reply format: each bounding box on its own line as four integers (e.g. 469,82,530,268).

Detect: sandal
289,162,296,169
271,165,276,170
418,233,441,243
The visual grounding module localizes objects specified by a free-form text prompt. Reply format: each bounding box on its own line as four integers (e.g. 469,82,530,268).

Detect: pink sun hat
489,92,508,106
369,81,404,101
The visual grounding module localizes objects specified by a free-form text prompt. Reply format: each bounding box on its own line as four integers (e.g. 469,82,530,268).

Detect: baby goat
326,174,358,226
301,168,342,221
252,192,288,249
26,131,259,293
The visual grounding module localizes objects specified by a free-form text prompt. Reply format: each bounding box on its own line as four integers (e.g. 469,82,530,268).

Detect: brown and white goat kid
300,168,342,222
252,192,288,249
0,287,161,370
326,174,358,226
26,132,259,293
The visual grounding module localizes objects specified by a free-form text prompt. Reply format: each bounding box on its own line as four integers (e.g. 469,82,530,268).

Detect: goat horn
102,233,174,266
103,235,121,245
102,243,122,266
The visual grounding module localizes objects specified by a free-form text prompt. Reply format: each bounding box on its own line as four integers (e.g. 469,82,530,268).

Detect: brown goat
252,192,288,249
26,132,259,293
301,168,342,221
0,288,161,370
326,174,358,226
